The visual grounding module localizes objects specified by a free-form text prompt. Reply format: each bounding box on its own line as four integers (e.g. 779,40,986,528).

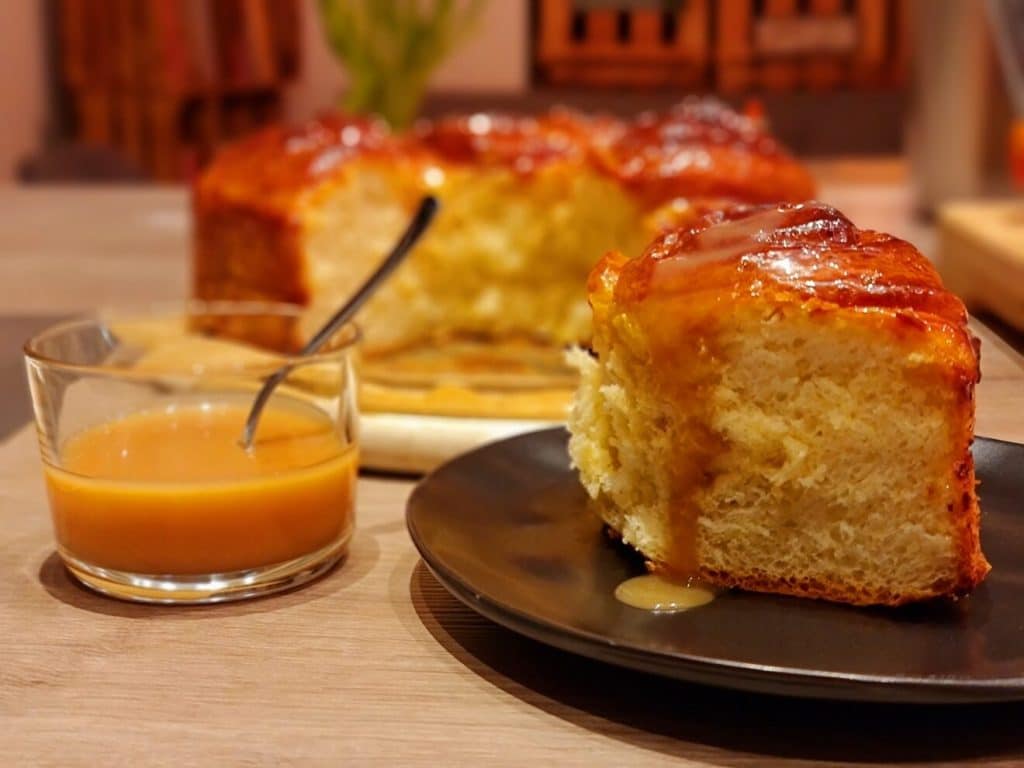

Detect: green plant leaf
318,0,488,127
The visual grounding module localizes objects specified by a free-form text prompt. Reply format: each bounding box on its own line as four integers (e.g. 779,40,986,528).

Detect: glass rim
23,299,362,376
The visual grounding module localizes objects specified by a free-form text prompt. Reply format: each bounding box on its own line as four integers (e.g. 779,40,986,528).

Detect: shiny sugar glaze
591,101,816,204
414,109,601,173
196,100,817,218
194,114,418,214
614,201,973,330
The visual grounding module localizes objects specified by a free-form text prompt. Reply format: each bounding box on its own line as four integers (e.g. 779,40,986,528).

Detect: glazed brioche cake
193,100,814,352
569,202,990,606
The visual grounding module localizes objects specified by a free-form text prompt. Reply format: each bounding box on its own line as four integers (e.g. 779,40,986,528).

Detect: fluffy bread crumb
569,303,988,606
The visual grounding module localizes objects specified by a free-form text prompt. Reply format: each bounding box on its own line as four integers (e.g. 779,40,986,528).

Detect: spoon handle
299,196,439,356
241,196,439,450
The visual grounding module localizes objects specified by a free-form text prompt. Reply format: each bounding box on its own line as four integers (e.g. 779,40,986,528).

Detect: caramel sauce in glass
45,400,357,575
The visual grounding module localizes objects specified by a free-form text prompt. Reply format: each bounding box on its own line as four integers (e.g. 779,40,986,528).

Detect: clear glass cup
24,301,360,604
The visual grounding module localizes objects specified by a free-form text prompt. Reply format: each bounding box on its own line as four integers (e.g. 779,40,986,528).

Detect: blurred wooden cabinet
716,0,910,91
59,0,300,181
536,0,710,87
534,0,909,92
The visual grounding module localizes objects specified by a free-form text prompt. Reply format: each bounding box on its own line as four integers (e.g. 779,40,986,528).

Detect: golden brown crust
947,405,991,597
192,204,308,304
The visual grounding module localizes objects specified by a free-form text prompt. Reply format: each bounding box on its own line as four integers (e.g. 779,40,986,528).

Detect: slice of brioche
569,202,990,606
193,101,815,353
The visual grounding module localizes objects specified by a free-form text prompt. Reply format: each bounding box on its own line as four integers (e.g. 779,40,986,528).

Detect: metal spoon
240,195,439,450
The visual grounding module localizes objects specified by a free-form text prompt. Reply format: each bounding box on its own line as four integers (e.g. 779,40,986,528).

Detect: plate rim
407,428,1024,704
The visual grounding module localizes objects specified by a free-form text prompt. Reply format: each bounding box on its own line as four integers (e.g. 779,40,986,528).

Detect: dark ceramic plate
407,428,1024,704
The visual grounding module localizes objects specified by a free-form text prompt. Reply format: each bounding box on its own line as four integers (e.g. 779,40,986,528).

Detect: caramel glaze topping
194,114,418,218
196,99,817,218
414,109,614,174
615,201,973,336
592,100,817,205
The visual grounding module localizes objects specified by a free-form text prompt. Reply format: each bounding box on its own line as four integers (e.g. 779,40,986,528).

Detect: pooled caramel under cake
193,100,814,353
569,202,990,606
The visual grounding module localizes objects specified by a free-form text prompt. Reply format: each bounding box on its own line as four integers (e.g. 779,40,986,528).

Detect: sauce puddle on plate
614,574,719,613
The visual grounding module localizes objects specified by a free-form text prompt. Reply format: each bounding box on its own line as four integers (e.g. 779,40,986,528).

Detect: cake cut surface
569,202,990,606
193,100,815,353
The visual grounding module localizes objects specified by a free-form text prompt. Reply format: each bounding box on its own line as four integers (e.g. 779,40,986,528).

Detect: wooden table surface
2,176,1024,767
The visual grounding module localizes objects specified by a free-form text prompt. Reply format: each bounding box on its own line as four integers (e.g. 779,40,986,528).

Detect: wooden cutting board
939,201,1024,331
357,340,574,473
361,412,562,474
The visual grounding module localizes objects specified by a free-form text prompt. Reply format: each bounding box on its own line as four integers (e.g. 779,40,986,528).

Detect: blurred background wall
1,0,1012,192
1,0,530,181
0,4,48,179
